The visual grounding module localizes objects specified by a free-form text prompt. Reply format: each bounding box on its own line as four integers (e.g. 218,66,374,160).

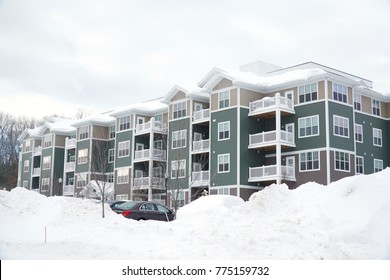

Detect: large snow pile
1,169,390,259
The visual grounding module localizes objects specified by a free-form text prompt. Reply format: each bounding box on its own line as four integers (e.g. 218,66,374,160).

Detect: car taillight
122,210,132,216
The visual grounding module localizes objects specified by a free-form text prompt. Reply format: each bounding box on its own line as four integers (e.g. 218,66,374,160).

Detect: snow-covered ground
1,169,390,259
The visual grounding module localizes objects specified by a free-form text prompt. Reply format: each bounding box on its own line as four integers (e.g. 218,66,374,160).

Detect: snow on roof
45,118,76,134
110,98,168,117
164,84,209,103
72,113,115,127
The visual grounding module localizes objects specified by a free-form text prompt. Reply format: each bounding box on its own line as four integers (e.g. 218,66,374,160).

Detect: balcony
32,167,41,177
65,161,75,171
192,139,210,153
248,165,295,182
192,109,210,123
191,171,209,186
134,149,167,162
33,146,42,155
65,138,76,149
248,94,294,117
248,131,295,149
134,177,165,190
63,185,75,195
135,119,167,135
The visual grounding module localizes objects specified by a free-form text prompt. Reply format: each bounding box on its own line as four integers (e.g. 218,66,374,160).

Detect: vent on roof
239,60,282,76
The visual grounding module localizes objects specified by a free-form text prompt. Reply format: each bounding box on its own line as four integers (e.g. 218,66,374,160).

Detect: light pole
58,178,63,196
164,172,169,206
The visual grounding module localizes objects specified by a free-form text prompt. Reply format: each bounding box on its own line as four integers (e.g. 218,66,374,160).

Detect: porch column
275,93,282,185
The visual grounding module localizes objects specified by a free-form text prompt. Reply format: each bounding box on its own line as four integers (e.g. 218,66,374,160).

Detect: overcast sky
0,0,389,119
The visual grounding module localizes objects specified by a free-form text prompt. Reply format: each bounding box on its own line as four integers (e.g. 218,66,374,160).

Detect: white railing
192,139,210,153
249,94,294,115
33,168,41,176
191,171,209,184
136,119,167,134
134,177,165,190
193,109,210,122
134,149,166,161
34,146,42,155
65,161,75,171
65,138,76,148
63,185,74,195
249,131,294,148
249,165,295,181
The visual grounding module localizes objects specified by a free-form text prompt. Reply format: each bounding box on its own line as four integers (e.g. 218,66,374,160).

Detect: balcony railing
134,149,166,162
249,94,294,116
65,138,76,148
248,131,294,149
191,171,209,186
65,162,75,171
134,177,165,190
192,139,210,153
34,146,42,155
248,165,295,182
63,185,75,195
192,109,210,123
32,167,41,176
135,119,167,135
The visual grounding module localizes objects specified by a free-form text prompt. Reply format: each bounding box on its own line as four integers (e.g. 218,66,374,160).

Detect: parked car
106,200,128,211
111,201,175,221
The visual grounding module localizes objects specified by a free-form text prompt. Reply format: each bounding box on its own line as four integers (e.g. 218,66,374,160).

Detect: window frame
41,178,50,192
108,148,115,163
24,160,29,172
333,82,348,104
333,115,349,138
117,168,129,184
354,94,361,111
299,150,320,172
42,156,51,170
335,151,350,172
374,159,383,173
218,90,230,109
118,141,130,158
43,134,53,147
373,128,382,147
171,159,186,179
298,115,319,138
355,156,364,174
78,149,88,165
218,121,230,141
372,99,380,116
218,153,230,173
298,83,318,103
172,129,187,149
172,101,187,119
355,124,363,143
119,115,131,131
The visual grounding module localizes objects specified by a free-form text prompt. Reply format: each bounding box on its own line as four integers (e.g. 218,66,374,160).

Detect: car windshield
117,201,138,210
156,204,171,213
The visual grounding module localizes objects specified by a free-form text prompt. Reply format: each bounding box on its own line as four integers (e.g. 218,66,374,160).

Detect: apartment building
17,61,390,207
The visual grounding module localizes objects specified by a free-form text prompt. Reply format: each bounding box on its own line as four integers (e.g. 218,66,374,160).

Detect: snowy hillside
1,169,390,259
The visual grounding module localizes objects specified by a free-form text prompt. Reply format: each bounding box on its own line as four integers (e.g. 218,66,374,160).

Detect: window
355,124,363,143
173,101,186,119
333,83,348,103
43,134,52,147
154,114,163,122
356,156,364,174
374,159,383,173
42,156,51,170
218,90,230,109
218,154,230,173
299,83,317,103
41,178,50,192
117,168,129,184
119,115,131,131
107,173,114,183
299,151,320,171
372,99,380,116
298,116,319,138
172,130,186,149
78,149,88,164
171,160,186,178
24,160,29,172
335,151,350,172
217,188,230,195
77,173,87,188
116,194,128,200
373,128,382,147
108,149,115,163
333,115,349,138
218,121,230,140
118,141,130,157
79,126,89,140
109,126,116,139
194,102,203,112
354,94,361,111
24,139,31,152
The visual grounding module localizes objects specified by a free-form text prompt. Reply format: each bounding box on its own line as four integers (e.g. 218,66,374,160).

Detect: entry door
286,156,295,178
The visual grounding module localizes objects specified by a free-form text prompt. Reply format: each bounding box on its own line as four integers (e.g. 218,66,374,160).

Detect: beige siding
171,91,186,102
168,100,190,121
213,78,233,91
55,135,66,147
348,87,353,105
231,88,237,107
327,81,333,100
361,95,372,114
116,115,133,130
239,88,262,107
210,88,237,111
163,112,168,124
318,81,325,100
92,125,109,139
381,101,388,118
385,102,390,118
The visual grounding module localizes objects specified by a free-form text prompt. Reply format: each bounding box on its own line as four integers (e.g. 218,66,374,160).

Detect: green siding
293,101,326,150
53,148,65,180
41,148,53,178
20,152,32,184
355,112,389,173
210,109,237,187
76,140,90,173
329,102,354,151
115,130,132,168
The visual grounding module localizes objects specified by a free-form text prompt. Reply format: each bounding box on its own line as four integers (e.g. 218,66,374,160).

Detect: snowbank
1,169,390,259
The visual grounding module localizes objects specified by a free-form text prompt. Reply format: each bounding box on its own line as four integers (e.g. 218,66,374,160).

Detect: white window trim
24,160,29,172
373,128,382,147
171,159,186,179
117,168,129,184
119,115,131,131
285,90,294,104
218,153,230,174
355,156,364,175
372,99,381,116
218,121,230,141
41,178,50,192
332,82,348,104
42,156,51,170
334,151,351,173
298,115,320,138
354,124,363,143
172,129,187,149
374,159,383,173
108,148,115,163
298,82,318,104
172,100,187,120
118,141,130,158
218,90,230,109
78,149,88,165
333,115,349,138
354,93,362,111
299,150,320,172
